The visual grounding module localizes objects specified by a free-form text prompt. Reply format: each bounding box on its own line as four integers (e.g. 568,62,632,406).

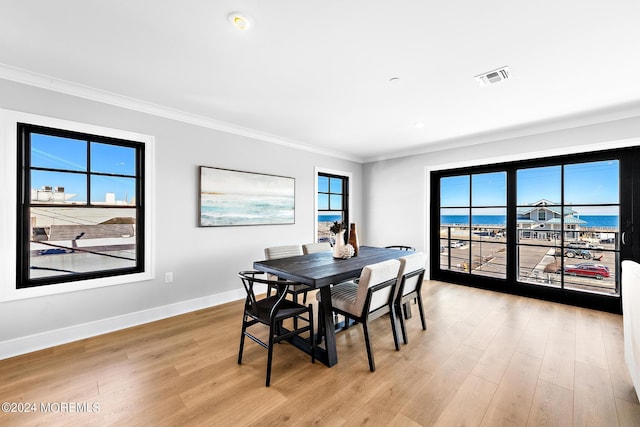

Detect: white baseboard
0,288,248,360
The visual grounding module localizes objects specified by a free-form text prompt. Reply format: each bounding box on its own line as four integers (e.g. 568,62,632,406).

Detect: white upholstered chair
318,258,401,371
302,242,332,255
623,260,640,401
395,252,427,344
264,245,309,303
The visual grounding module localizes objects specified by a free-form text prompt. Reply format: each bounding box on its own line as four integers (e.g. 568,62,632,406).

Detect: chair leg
396,302,408,345
308,305,315,364
291,292,299,330
316,306,324,345
266,324,276,387
403,301,412,319
417,296,427,330
343,316,351,329
389,305,400,351
238,317,247,364
362,321,375,372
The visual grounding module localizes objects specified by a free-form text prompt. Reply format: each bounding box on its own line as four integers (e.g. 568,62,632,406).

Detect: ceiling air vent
475,66,511,86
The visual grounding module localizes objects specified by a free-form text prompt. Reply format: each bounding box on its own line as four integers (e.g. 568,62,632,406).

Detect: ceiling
2,1,640,163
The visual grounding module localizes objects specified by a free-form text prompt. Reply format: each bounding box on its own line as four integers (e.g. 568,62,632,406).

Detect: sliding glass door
432,147,639,312
516,160,619,295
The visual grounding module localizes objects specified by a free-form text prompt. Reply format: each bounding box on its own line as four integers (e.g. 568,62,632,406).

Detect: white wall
0,79,362,358
362,115,640,274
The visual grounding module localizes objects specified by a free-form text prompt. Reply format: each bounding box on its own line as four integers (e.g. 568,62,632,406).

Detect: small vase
348,223,359,256
332,230,346,259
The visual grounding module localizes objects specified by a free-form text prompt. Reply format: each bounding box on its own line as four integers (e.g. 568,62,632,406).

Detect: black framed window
431,147,640,313
17,123,145,289
317,172,349,243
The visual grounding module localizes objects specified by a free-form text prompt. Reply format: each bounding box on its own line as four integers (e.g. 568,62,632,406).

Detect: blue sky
441,160,619,216
30,133,136,204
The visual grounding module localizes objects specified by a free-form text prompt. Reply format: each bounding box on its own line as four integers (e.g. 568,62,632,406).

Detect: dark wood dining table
253,246,409,367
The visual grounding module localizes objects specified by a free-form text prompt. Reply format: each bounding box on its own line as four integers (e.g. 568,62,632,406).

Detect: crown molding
0,63,363,163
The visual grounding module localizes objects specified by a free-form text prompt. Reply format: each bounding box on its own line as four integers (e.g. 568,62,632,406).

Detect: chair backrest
264,245,303,281
264,245,303,260
397,252,426,296
238,271,292,319
302,242,332,255
355,259,401,314
385,245,416,251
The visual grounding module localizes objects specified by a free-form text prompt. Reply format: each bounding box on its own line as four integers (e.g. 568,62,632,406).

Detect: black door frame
430,146,639,314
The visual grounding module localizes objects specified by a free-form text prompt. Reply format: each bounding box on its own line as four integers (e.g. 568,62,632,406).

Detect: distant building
517,199,586,240
31,186,76,202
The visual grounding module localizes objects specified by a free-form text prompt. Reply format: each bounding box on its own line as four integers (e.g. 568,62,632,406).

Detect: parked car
565,249,594,259
449,240,465,248
567,241,604,250
564,263,610,280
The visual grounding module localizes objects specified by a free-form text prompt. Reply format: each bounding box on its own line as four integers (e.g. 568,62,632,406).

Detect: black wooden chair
238,271,315,387
385,245,416,251
317,259,401,372
395,252,427,344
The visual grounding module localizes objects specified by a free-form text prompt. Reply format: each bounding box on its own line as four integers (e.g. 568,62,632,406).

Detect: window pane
329,177,343,194
471,207,506,240
440,175,469,207
564,160,619,205
563,252,618,295
30,133,87,171
318,211,342,243
439,227,470,273
90,142,136,176
472,172,506,206
318,193,329,210
470,204,506,279
441,207,470,227
561,205,618,246
91,176,136,205
472,243,506,279
31,170,87,204
517,245,561,288
318,175,329,193
329,194,342,210
440,207,470,272
517,166,561,206
28,207,137,280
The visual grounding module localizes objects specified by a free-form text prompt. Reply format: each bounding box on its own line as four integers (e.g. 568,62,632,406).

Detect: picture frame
199,166,295,227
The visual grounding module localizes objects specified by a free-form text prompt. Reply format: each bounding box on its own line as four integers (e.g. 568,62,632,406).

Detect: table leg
318,286,338,366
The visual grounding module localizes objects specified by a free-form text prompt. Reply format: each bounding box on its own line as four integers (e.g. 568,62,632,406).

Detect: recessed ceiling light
414,122,425,129
228,12,252,30
389,77,400,85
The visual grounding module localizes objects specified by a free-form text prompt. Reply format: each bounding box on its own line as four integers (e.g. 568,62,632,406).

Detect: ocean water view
320,215,619,227
201,193,294,226
441,215,619,227
318,214,343,222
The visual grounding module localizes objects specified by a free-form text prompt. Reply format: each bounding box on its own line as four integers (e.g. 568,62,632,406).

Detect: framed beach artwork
199,166,295,226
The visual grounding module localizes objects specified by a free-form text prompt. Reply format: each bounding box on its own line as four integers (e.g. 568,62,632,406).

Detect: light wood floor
2,281,640,426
